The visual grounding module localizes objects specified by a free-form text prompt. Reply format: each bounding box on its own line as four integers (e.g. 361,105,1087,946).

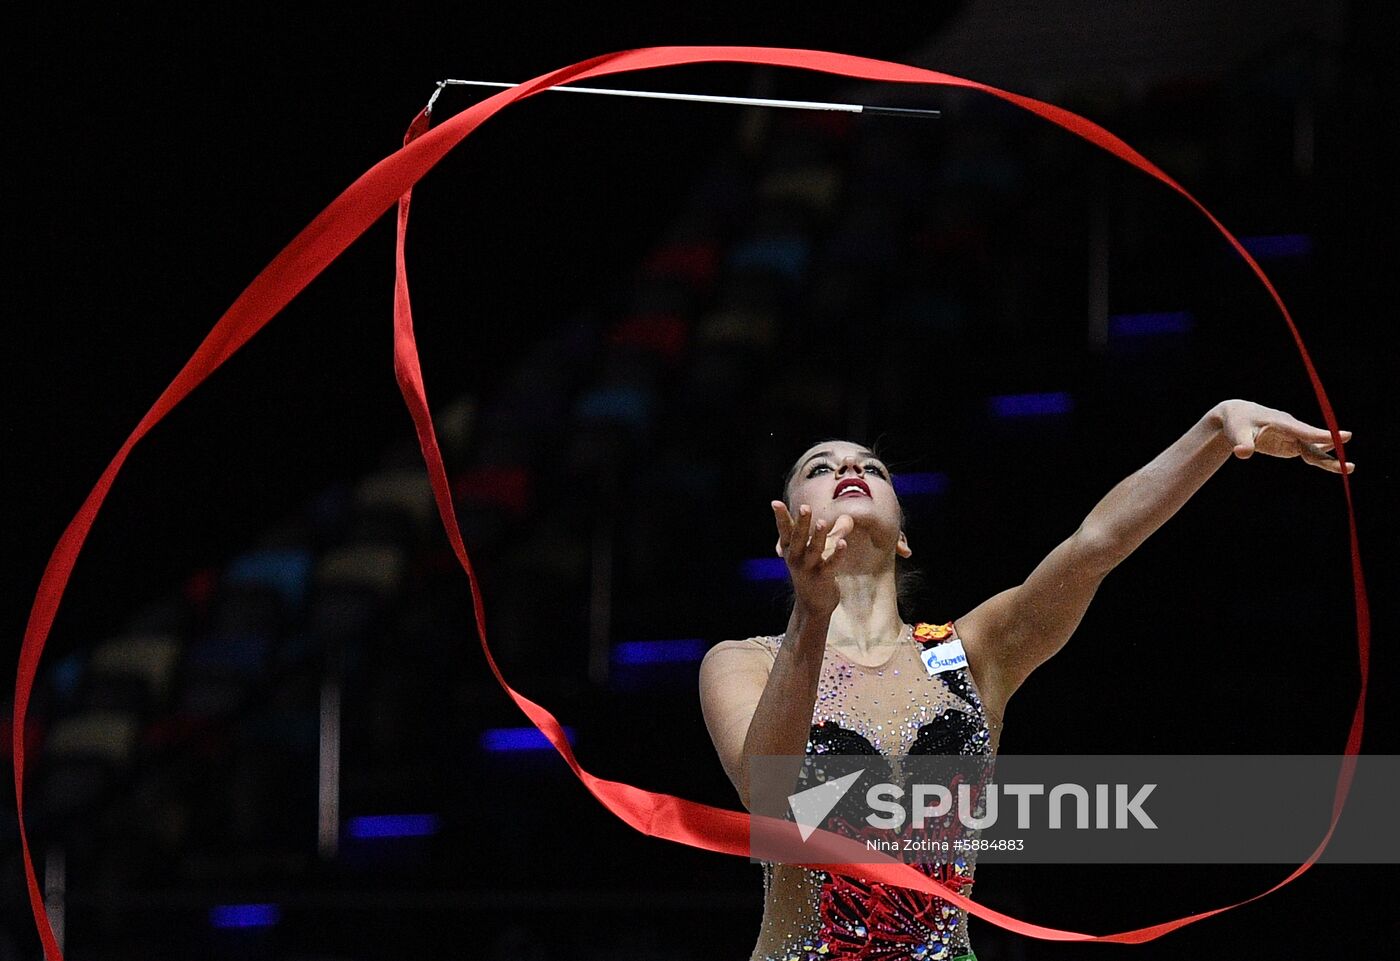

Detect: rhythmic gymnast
699,400,1354,961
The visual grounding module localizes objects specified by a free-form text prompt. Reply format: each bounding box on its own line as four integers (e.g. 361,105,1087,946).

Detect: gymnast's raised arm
953,399,1354,720
699,503,854,810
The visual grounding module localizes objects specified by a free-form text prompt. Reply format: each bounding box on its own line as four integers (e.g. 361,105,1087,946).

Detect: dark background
6,2,1396,959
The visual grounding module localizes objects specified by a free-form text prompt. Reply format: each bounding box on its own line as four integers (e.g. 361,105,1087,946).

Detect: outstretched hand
772,502,855,617
1218,400,1355,474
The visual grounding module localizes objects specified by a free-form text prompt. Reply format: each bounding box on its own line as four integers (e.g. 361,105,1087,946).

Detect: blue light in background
346,814,440,839
612,639,707,665
893,472,948,496
50,652,84,701
1108,311,1195,338
741,557,789,582
1239,234,1312,259
988,392,1074,418
210,904,280,929
481,726,574,752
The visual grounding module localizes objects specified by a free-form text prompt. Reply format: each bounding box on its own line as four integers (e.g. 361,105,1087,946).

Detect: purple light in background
1108,311,1195,337
893,472,948,496
613,639,707,665
988,392,1074,418
210,904,280,929
1239,234,1312,259
481,726,574,752
742,557,789,582
346,814,440,839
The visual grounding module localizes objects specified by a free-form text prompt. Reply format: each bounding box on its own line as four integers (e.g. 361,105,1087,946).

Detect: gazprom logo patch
920,639,968,676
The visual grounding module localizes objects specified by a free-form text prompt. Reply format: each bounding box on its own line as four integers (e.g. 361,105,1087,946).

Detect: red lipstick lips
833,477,870,498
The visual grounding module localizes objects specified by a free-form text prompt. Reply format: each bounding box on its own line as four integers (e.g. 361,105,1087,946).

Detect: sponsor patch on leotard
920,638,968,676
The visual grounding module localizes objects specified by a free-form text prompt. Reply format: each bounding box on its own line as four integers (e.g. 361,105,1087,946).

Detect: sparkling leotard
740,621,1003,961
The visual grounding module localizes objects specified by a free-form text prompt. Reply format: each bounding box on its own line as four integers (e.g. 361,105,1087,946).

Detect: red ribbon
14,47,1368,959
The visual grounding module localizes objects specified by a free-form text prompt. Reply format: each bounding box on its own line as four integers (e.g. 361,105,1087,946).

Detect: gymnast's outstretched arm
954,399,1354,719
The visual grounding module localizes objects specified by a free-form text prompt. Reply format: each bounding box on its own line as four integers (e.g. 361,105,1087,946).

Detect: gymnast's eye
806,462,833,477
866,464,887,478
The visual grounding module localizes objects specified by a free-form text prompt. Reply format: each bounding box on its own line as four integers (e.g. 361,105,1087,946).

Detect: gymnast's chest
807,650,990,758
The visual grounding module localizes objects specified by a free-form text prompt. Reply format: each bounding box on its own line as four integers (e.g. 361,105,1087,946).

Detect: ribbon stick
428,78,942,117
15,47,1367,961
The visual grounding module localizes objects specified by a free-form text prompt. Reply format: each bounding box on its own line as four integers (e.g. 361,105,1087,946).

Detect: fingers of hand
795,507,823,560
1224,411,1256,457
1319,428,1355,452
781,504,846,567
790,504,815,559
1302,443,1356,474
772,502,793,553
790,514,825,566
1256,420,1358,464
1225,408,1353,467
1289,415,1352,445
820,535,847,563
817,516,852,563
830,514,855,540
1334,428,1356,473
1311,427,1353,472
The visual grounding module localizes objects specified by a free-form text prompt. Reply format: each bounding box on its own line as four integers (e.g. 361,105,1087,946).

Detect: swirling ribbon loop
14,47,1367,960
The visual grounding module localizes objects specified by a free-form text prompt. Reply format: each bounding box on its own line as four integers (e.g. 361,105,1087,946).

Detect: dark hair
779,438,926,621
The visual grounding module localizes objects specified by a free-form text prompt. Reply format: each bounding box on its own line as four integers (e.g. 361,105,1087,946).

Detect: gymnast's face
782,440,911,561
